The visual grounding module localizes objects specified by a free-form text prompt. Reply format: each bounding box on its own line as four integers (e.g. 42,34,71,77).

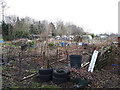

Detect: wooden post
19,51,22,76
66,48,69,61
43,51,45,68
41,40,43,54
46,39,49,68
56,48,58,60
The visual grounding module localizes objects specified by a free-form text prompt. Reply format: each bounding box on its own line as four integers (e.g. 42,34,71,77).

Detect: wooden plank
20,73,37,82
88,50,99,72
81,62,90,68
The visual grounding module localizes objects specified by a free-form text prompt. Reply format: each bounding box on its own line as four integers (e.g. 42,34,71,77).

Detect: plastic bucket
61,42,65,47
70,55,82,69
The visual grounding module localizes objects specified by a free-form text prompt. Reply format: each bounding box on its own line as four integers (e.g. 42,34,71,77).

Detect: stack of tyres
70,55,82,69
39,67,53,81
52,68,70,83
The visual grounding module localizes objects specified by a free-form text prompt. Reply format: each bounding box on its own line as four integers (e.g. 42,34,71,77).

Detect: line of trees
1,15,85,41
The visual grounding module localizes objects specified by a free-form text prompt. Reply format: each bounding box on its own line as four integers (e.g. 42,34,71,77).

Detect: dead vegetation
1,38,120,88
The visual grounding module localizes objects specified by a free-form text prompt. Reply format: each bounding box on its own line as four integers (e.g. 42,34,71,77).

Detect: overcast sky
2,0,120,34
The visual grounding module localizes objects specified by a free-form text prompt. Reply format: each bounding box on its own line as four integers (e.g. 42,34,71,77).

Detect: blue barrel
63,37,65,40
70,55,82,69
0,40,3,44
82,43,85,47
61,42,65,47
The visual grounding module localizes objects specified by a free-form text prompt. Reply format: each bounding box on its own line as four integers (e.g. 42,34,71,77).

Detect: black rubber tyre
39,67,53,75
39,74,52,81
53,68,70,78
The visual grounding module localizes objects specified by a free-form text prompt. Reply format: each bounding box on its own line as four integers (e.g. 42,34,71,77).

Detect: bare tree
49,22,55,37
0,0,10,22
56,20,66,36
0,0,6,22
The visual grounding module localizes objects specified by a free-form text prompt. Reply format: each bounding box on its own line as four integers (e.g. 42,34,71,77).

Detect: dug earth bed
2,56,120,88
2,45,120,88
67,56,120,88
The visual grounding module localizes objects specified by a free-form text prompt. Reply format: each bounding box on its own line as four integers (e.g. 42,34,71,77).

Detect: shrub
22,31,30,38
15,30,23,38
56,43,60,46
15,30,30,39
90,34,95,38
48,42,54,47
29,40,35,46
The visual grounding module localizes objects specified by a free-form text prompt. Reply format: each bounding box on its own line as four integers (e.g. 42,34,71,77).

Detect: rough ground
2,43,120,88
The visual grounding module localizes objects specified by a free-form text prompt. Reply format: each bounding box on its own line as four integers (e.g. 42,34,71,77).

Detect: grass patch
23,81,28,85
40,85,59,89
46,85,59,89
29,69,37,73
11,86,20,89
2,66,9,71
7,73,11,77
31,82,40,87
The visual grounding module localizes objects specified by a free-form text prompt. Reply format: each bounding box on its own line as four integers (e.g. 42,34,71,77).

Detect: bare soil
2,43,120,88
